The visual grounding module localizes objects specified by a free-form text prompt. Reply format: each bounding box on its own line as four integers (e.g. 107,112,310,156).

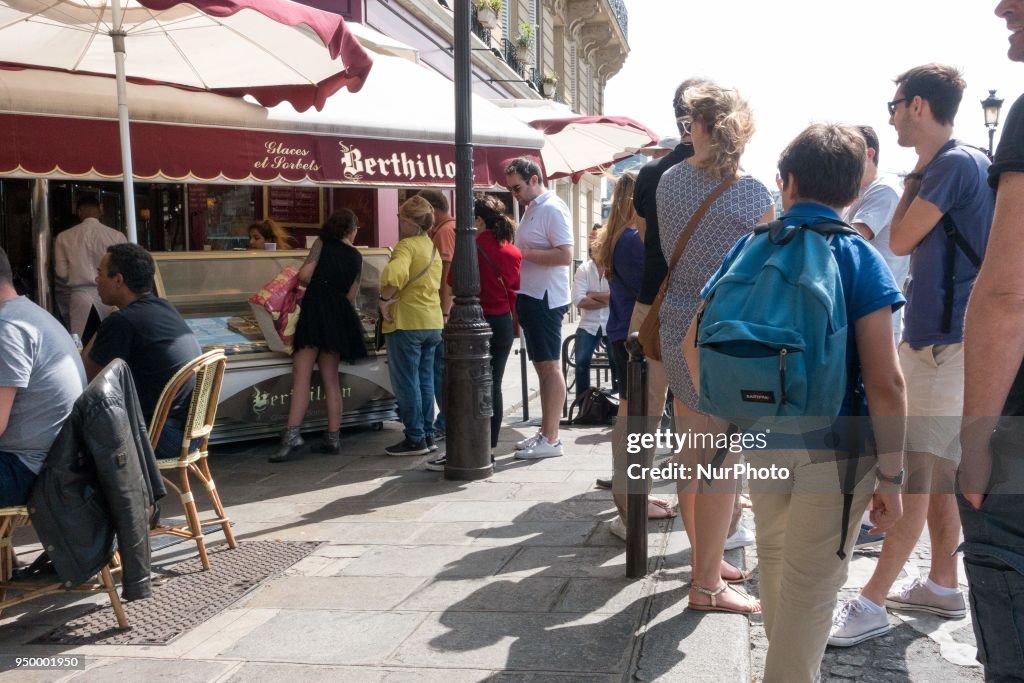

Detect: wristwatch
876,467,905,485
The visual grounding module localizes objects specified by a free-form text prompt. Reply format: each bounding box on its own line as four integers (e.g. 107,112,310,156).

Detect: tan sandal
689,582,761,615
722,561,753,584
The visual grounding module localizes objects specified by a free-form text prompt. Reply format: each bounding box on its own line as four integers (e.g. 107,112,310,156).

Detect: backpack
567,387,619,426
696,219,858,431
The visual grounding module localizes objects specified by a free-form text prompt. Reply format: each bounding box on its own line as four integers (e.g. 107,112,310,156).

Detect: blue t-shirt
905,140,993,347
702,203,905,417
607,227,644,343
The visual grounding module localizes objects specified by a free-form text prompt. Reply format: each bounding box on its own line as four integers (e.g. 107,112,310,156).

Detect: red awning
0,113,531,188
0,64,544,188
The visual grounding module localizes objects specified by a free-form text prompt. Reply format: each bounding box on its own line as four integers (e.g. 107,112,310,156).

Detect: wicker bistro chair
148,350,236,570
0,506,128,628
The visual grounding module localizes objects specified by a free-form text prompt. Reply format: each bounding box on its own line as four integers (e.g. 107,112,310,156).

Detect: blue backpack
696,219,858,430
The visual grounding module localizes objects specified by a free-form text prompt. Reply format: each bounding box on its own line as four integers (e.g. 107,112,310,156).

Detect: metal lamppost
444,0,493,481
982,89,1005,160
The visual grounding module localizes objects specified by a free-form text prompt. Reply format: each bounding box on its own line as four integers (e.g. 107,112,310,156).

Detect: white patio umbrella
0,0,373,241
493,99,659,182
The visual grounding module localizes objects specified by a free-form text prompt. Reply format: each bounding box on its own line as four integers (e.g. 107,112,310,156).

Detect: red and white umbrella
494,100,659,182
0,0,373,239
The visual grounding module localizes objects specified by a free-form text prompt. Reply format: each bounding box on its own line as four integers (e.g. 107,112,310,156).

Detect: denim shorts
516,293,567,362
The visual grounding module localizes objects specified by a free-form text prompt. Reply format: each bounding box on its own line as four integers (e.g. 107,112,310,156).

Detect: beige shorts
899,342,964,462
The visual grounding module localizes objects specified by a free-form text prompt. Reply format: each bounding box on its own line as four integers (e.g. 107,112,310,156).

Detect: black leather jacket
28,360,166,601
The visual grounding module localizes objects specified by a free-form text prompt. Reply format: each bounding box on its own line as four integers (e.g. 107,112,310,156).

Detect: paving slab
384,610,637,673
66,658,233,682
469,521,599,548
222,610,429,665
340,545,520,579
395,577,567,613
240,576,427,611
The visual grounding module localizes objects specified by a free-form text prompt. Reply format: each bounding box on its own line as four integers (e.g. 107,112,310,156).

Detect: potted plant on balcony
473,0,501,30
541,71,558,98
516,22,535,65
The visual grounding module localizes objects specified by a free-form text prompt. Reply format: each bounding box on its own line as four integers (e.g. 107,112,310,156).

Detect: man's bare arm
889,178,944,256
0,386,14,437
961,172,1024,504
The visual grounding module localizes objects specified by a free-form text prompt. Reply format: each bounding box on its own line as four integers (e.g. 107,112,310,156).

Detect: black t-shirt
635,143,694,304
990,94,1024,417
89,294,202,424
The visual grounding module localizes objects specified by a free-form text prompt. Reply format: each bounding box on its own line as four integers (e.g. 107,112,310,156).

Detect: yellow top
380,233,443,332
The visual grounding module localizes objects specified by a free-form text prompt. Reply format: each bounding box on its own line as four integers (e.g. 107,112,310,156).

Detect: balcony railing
608,0,628,40
470,6,492,45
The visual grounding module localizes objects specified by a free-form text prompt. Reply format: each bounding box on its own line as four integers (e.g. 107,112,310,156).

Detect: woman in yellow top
379,196,443,456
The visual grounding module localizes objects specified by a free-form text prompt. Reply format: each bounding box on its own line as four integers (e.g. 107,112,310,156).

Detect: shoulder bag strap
400,244,438,294
940,213,982,334
476,244,509,296
656,176,739,298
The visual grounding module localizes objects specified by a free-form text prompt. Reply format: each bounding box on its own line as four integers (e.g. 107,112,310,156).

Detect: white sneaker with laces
515,438,564,459
515,432,543,450
885,577,966,618
828,598,892,647
724,525,756,550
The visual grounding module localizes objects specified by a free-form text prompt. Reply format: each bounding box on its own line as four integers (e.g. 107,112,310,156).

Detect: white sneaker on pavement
724,525,756,550
828,597,892,647
607,516,627,541
515,438,564,459
885,577,966,618
515,432,543,450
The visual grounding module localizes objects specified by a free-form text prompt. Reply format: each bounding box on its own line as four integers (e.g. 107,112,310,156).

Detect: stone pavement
0,386,987,682
0,396,754,682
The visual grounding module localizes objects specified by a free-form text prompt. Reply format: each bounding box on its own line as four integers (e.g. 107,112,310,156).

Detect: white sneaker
515,432,543,450
515,438,564,459
724,525,756,550
607,517,627,541
828,598,892,647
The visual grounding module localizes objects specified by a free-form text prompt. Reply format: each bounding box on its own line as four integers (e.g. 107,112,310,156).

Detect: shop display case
153,248,396,443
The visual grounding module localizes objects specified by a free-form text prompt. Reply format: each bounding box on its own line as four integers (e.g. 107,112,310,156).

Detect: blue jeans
386,329,442,444
433,342,446,434
574,327,610,398
0,451,38,506
155,420,202,459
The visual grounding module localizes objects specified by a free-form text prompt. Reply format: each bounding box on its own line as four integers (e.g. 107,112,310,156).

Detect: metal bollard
625,332,648,578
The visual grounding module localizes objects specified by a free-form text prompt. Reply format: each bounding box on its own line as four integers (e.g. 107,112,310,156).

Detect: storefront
0,61,544,440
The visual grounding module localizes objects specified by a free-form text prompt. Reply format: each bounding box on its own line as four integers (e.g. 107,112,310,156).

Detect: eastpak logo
740,390,776,404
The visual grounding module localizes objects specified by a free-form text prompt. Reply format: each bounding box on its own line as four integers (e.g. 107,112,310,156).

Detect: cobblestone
746,516,984,682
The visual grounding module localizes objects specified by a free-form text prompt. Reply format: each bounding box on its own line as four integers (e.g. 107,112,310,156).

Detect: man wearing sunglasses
505,157,573,459
830,63,994,648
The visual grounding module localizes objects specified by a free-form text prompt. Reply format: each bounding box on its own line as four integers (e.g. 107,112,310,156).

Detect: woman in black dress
271,210,367,462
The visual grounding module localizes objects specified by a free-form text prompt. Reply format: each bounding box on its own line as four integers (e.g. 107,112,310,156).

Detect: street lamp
982,89,1005,159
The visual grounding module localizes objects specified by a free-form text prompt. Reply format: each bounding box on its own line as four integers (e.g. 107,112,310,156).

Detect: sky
604,0,1022,189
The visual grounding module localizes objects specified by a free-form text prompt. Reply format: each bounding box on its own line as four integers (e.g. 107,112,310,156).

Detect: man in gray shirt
0,247,86,505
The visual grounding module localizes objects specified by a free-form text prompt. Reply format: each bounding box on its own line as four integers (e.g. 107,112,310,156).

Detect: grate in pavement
32,540,319,646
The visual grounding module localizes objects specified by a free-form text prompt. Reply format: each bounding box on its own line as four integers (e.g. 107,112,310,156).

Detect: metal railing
470,6,492,45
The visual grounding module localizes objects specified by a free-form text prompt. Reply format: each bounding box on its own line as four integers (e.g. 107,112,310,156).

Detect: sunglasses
677,115,692,136
508,183,522,194
887,97,909,116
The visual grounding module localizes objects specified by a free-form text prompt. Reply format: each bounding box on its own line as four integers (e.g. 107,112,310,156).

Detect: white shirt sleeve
572,262,590,307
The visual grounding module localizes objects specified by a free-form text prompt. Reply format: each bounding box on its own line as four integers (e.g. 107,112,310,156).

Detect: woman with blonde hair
595,172,677,524
248,219,291,250
657,80,774,614
379,195,443,456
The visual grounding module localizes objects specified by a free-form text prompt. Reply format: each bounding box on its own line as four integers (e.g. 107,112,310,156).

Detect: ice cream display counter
152,248,396,443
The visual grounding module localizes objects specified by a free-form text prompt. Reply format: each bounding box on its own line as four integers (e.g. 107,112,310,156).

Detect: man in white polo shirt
506,158,573,459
